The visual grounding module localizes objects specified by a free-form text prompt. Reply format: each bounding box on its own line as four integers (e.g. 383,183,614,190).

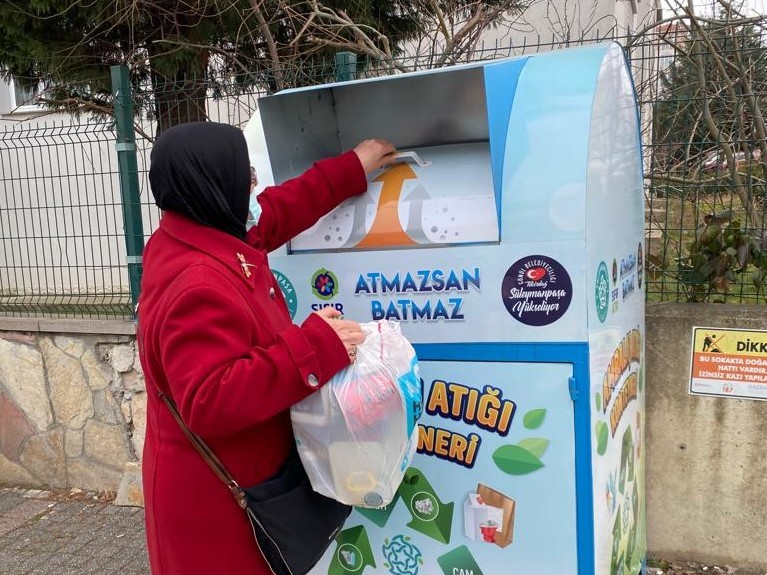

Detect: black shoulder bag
160,394,352,575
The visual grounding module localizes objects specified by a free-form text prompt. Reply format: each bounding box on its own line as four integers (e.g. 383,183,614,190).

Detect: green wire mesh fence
0,120,131,318
1,27,766,320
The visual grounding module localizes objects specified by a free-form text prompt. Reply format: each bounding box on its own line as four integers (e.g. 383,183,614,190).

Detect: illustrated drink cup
479,521,498,543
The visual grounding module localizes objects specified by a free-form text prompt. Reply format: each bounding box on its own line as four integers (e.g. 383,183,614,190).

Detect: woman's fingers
312,310,365,358
353,139,397,173
332,320,365,345
314,306,342,320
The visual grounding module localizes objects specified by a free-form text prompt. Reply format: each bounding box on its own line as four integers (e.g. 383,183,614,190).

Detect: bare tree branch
684,0,762,229
249,0,285,91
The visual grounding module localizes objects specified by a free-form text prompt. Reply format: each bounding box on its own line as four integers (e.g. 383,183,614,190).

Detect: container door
312,359,578,575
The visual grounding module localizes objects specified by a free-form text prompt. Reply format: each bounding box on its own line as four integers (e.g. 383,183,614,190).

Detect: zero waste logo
312,268,339,300
595,261,610,323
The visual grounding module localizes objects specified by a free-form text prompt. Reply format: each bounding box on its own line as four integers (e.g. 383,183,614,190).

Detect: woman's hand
353,139,397,174
313,307,365,361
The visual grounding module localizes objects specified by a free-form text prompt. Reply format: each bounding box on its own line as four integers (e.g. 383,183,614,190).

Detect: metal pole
110,64,144,318
334,52,357,82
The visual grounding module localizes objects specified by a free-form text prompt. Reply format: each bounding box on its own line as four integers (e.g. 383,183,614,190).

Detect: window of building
8,77,45,111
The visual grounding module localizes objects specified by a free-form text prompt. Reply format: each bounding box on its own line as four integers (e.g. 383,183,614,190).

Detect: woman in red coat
137,122,396,575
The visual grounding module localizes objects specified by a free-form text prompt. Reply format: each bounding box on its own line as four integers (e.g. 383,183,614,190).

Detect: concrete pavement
0,487,743,575
0,488,148,575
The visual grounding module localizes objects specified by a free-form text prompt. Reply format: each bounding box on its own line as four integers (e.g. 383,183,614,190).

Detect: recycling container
245,42,646,575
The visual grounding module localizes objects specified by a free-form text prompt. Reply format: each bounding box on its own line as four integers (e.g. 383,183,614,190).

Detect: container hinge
568,377,578,401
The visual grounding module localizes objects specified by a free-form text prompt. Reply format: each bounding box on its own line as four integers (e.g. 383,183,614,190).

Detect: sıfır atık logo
501,255,572,326
311,268,339,300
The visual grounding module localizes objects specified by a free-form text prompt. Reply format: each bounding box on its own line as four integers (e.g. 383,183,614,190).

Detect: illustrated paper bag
463,485,515,547
476,484,516,548
463,493,504,542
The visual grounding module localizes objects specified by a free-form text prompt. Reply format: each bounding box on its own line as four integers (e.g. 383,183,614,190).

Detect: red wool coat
138,151,367,575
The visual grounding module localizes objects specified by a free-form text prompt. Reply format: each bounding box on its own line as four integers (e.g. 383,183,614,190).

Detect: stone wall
0,321,144,497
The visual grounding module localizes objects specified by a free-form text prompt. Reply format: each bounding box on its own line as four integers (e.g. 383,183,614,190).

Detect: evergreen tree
0,1,522,133
654,20,767,171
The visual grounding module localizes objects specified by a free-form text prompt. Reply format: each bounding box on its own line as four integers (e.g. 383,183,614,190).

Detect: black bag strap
159,393,248,510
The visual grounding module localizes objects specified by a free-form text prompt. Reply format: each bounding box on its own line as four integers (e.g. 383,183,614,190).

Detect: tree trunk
147,12,210,137
151,72,209,136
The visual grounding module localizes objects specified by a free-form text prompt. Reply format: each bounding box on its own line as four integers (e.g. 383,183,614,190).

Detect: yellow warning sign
689,327,767,400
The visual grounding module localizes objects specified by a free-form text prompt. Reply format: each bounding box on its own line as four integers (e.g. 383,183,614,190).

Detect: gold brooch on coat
236,253,253,278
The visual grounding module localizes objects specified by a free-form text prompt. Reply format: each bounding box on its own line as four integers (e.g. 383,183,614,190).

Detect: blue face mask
246,192,262,231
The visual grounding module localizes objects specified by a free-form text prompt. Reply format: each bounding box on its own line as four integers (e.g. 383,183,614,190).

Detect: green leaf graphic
493,444,544,475
523,408,547,429
517,437,550,458
595,392,602,412
595,421,608,456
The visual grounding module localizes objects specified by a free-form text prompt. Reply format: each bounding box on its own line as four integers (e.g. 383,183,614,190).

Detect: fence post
110,65,145,317
334,52,357,82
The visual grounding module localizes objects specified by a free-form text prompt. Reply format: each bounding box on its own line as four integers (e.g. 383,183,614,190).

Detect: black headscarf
149,122,251,239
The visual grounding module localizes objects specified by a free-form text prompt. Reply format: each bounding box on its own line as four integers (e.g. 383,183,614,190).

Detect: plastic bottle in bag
291,320,422,507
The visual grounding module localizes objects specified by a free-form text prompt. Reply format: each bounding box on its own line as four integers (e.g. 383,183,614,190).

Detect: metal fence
1,27,766,320
637,24,767,304
0,120,131,318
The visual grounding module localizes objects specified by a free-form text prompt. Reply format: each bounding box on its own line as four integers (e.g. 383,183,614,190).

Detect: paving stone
0,487,744,575
0,488,148,575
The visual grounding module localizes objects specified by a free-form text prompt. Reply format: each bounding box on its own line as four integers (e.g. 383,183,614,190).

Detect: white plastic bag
291,320,422,508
